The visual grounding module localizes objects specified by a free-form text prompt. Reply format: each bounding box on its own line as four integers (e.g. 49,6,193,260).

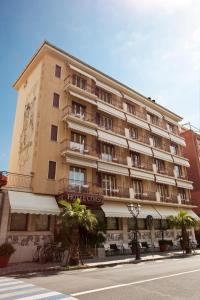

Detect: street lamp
127,203,141,260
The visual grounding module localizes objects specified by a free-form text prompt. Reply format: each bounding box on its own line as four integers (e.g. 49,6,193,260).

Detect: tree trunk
69,226,80,265
181,227,190,254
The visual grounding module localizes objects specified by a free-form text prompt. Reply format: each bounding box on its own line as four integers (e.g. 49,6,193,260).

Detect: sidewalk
1,250,200,276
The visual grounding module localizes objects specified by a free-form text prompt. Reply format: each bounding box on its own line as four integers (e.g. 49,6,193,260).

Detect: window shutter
51,125,58,141
48,161,56,179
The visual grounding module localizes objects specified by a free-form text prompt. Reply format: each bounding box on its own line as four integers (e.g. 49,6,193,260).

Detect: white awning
153,206,178,219
176,179,193,190
67,121,97,136
128,140,153,156
183,209,200,220
152,149,173,162
66,156,97,169
156,175,176,186
173,156,190,167
164,116,178,126
169,133,186,146
97,101,126,120
102,201,160,219
123,93,146,108
69,64,96,81
96,80,122,97
98,161,129,176
69,90,97,106
8,191,60,215
150,124,170,139
126,114,150,131
97,129,128,148
146,107,163,118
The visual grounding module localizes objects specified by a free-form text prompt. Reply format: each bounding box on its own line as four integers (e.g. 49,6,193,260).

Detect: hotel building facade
0,41,198,262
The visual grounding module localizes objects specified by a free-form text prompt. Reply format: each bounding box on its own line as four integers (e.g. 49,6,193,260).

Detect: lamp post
127,203,141,260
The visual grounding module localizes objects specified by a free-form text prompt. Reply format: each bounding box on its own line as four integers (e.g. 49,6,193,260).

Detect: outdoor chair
110,243,121,255
140,242,150,253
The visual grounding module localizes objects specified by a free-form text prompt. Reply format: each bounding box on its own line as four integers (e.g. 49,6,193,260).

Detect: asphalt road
13,255,200,299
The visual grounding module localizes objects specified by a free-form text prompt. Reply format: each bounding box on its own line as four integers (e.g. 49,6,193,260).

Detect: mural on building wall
106,233,123,241
19,82,38,168
6,234,53,246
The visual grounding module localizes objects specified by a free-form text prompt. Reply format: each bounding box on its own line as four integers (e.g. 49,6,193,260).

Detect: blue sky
1,0,200,170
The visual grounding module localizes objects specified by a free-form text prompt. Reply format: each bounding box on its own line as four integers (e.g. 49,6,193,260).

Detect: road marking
72,268,200,296
0,277,78,299
81,268,98,272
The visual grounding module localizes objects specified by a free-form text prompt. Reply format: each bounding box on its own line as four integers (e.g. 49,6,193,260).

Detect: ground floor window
32,215,50,231
10,213,28,231
106,217,122,230
128,218,147,230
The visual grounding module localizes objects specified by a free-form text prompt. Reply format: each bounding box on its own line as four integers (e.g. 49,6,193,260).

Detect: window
95,87,112,104
128,218,146,230
53,93,60,108
171,143,178,155
147,113,159,126
101,143,115,161
168,123,177,134
72,74,87,90
51,125,58,141
69,166,86,186
129,127,138,139
133,179,143,198
155,159,165,174
70,132,86,152
131,152,140,167
10,214,28,231
72,101,86,117
127,102,135,114
174,165,182,178
106,217,121,230
48,161,56,180
157,184,168,200
152,135,162,148
55,65,61,78
179,188,187,200
99,114,113,130
32,215,50,231
102,174,117,196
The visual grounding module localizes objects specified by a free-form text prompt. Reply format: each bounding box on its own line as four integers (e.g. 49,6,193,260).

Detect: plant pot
0,255,10,268
159,244,168,252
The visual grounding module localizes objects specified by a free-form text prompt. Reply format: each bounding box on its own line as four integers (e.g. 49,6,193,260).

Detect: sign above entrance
57,192,104,207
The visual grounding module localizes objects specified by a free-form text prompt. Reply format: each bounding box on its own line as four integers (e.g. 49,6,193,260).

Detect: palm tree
58,198,97,265
167,211,197,254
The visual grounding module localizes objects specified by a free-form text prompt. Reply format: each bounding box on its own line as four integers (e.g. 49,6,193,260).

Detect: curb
1,252,200,276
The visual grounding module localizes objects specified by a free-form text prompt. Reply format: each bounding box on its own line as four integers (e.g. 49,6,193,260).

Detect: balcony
98,123,125,137
100,153,127,166
102,187,130,198
134,191,156,201
181,199,192,205
64,75,95,94
132,161,153,172
130,134,150,145
62,106,96,124
150,119,167,130
60,139,98,157
157,168,174,177
1,172,32,192
160,194,178,204
58,179,102,195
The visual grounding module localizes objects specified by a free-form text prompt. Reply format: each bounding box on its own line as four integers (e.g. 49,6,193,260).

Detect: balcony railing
157,168,174,177
160,194,178,204
62,106,96,124
58,179,102,195
100,153,128,165
102,187,130,198
132,162,153,172
0,171,32,191
150,119,167,130
60,139,98,157
131,109,147,121
134,191,156,201
181,199,192,205
130,134,150,145
176,173,188,180
64,75,95,94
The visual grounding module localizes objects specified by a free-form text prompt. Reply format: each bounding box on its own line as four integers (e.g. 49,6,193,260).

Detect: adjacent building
181,124,200,216
0,41,198,262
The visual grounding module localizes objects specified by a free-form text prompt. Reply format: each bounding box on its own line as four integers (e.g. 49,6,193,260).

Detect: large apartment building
181,124,200,215
0,41,198,262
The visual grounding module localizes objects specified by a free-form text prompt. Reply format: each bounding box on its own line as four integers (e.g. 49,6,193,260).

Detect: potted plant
0,243,15,268
158,239,169,252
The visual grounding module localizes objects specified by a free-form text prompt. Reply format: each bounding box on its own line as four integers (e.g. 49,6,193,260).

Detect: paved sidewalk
0,250,199,276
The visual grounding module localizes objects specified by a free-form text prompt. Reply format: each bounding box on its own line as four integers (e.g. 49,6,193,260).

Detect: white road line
0,287,43,299
19,291,66,299
72,268,200,296
81,268,98,272
0,280,23,287
0,284,34,292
